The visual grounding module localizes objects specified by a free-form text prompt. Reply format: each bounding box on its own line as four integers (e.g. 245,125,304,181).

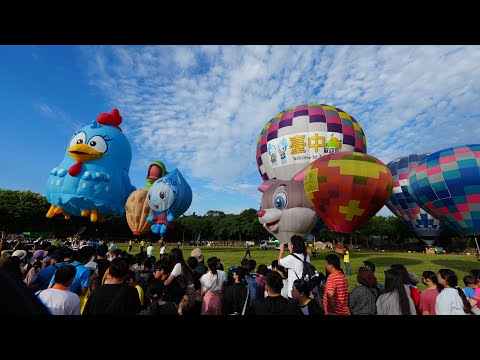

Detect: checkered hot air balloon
385,154,445,245
303,152,393,233
408,145,480,236
256,104,367,181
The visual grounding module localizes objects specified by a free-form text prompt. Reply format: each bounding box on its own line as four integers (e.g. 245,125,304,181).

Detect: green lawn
116,243,480,291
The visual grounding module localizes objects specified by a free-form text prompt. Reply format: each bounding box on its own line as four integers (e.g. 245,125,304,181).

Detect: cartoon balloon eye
273,192,287,210
148,194,151,201
159,191,165,199
88,136,108,153
69,132,87,148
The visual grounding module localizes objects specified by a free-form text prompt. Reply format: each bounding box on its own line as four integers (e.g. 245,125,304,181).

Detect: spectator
139,239,145,253
376,269,416,315
191,248,207,277
241,258,258,306
163,248,196,310
244,242,251,259
147,244,154,258
94,244,110,288
436,269,472,315
271,260,289,299
253,271,298,315
138,279,188,315
278,235,310,299
291,279,324,315
419,271,444,315
0,268,49,315
343,247,352,275
24,250,45,288
36,265,80,315
153,259,184,305
30,250,62,291
48,246,91,297
349,266,380,315
83,258,141,315
324,254,350,315
186,256,202,315
363,260,384,290
200,257,226,315
125,270,145,308
390,264,421,314
135,258,153,291
256,264,268,300
223,267,249,315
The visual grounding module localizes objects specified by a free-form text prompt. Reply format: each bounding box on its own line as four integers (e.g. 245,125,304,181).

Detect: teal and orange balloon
303,152,393,233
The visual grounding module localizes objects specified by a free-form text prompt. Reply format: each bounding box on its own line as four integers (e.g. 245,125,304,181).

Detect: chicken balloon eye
273,192,287,210
69,132,87,148
88,136,108,153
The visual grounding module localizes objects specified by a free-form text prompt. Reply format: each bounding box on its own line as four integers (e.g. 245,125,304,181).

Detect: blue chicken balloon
146,169,192,236
45,109,136,222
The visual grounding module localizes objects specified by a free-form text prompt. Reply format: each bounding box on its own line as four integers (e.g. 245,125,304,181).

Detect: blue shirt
245,273,258,306
464,287,475,298
31,265,58,291
49,261,90,294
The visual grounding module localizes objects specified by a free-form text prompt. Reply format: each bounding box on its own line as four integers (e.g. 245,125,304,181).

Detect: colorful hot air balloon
409,145,480,236
304,152,393,233
125,160,169,236
386,154,444,245
256,104,367,181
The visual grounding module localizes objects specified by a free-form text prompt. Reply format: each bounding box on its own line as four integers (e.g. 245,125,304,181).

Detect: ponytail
455,286,473,315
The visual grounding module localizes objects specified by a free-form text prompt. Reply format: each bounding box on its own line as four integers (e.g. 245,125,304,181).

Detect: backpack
409,285,422,315
291,254,317,283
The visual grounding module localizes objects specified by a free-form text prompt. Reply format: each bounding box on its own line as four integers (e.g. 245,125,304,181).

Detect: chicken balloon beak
68,144,103,162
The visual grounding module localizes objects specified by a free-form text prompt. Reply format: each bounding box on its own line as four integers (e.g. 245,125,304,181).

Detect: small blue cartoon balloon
146,169,192,236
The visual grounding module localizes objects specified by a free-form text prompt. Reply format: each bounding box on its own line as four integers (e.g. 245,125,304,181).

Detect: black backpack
291,254,317,283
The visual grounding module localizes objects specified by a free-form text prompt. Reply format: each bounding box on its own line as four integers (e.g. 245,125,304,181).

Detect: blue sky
1,45,480,216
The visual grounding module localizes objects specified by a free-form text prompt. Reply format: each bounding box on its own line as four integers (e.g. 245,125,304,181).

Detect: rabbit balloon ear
292,166,309,182
258,179,281,193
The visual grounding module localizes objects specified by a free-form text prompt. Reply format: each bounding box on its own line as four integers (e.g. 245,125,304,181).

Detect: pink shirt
419,288,439,315
474,288,480,304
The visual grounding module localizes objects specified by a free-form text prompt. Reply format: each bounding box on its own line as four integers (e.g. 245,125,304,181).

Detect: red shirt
323,271,350,315
419,288,439,315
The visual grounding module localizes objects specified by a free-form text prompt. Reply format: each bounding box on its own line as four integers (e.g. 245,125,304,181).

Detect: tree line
0,189,467,250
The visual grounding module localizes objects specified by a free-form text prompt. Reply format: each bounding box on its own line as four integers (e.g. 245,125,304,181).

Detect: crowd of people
0,233,479,316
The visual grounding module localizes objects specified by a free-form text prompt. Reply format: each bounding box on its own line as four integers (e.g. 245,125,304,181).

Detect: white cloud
80,45,480,208
32,101,81,132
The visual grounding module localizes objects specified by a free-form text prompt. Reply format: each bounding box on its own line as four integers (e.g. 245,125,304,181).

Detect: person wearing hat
12,249,30,278
24,250,45,288
191,248,207,277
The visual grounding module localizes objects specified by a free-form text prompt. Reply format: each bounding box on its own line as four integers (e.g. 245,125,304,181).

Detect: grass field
116,243,480,291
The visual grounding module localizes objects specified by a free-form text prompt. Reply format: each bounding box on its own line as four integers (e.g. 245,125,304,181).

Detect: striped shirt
323,271,350,315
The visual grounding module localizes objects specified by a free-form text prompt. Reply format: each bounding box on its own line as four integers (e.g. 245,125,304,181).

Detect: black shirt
223,283,248,315
253,295,300,315
83,283,141,315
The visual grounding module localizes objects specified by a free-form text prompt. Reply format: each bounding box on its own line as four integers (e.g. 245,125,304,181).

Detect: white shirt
147,246,154,257
36,288,80,315
160,246,166,255
278,253,310,298
436,288,469,315
200,270,226,293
